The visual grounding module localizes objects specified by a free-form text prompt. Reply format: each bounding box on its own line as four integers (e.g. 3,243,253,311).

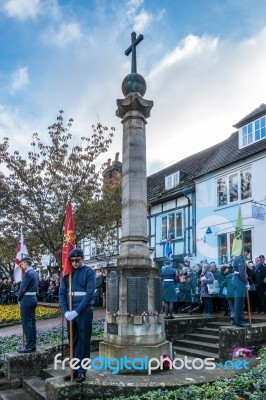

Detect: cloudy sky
1,0,266,175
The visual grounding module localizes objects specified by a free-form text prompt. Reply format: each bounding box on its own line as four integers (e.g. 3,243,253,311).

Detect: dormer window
165,171,180,190
242,116,266,147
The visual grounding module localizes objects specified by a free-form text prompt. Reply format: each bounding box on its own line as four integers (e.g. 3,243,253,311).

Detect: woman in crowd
200,264,214,317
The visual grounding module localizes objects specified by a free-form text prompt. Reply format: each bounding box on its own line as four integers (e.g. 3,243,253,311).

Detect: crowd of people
0,268,107,307
161,254,266,326
0,273,61,304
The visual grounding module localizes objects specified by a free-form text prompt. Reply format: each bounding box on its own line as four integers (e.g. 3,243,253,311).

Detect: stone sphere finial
122,73,146,97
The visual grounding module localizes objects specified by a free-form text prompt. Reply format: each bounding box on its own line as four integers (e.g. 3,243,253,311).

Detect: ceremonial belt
24,292,37,295
69,291,86,296
163,279,174,282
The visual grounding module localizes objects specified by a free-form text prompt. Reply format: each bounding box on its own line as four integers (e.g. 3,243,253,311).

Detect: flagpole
62,200,75,382
68,273,74,382
20,228,25,349
242,245,252,326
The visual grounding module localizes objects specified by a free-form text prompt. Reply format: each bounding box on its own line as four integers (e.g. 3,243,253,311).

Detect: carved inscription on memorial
127,277,148,315
107,323,118,335
154,277,162,313
107,270,119,314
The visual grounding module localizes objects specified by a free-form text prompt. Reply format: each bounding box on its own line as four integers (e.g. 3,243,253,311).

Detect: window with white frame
161,211,183,240
218,230,252,265
165,171,180,190
217,167,252,207
242,116,266,146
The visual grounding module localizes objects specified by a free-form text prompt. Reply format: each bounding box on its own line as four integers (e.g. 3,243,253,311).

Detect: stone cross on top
125,31,144,74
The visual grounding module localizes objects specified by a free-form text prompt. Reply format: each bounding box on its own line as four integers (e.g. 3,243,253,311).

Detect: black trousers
68,308,93,375
257,286,266,312
20,296,37,350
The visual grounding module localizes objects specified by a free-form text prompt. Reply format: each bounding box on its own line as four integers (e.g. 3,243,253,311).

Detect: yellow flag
232,207,243,257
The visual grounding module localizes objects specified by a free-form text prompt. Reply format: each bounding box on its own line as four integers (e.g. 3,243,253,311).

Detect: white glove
68,310,78,320
246,284,250,290
18,301,20,307
64,311,71,321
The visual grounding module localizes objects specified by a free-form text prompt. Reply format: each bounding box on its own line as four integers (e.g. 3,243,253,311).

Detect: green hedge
94,347,266,400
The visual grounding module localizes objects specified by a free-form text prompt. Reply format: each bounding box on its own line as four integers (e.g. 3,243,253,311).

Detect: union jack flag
165,233,173,267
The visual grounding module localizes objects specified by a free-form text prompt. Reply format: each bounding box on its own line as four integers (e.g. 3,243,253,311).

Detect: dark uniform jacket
18,268,39,301
59,265,96,314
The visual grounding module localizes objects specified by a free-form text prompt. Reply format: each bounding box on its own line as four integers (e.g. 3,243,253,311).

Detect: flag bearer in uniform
59,248,96,383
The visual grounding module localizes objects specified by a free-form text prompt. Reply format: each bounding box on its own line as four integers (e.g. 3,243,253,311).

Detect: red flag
14,229,28,282
62,201,75,276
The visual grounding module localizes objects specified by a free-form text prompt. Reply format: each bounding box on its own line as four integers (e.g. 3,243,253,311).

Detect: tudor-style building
147,104,266,268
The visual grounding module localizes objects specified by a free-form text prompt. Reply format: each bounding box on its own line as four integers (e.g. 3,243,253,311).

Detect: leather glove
68,310,78,320
64,311,71,321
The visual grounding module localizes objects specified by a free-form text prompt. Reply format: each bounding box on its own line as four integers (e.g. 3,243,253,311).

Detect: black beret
20,256,32,263
68,248,84,258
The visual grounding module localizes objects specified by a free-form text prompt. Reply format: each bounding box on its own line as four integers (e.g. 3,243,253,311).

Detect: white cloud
10,67,29,94
2,0,41,20
0,105,40,153
133,10,152,32
41,22,82,47
1,0,60,20
145,27,266,173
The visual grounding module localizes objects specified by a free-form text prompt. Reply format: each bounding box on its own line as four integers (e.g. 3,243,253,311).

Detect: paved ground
0,305,106,337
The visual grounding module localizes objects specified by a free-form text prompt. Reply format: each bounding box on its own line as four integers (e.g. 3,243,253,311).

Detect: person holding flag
231,207,250,328
59,202,96,383
161,233,177,319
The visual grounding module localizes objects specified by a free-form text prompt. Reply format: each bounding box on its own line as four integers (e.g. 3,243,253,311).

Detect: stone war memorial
99,31,169,365
2,31,266,400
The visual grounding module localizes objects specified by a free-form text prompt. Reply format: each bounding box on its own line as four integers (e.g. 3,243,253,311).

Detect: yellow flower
0,305,60,325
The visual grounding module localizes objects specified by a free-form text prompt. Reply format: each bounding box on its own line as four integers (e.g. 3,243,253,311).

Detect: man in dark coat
255,255,266,313
59,248,96,383
17,256,39,353
232,255,249,327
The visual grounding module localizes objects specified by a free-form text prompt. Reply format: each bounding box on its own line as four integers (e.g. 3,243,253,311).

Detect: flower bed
0,305,61,326
0,319,104,376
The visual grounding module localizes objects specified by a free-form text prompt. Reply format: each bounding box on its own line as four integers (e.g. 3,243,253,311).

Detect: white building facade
148,104,266,269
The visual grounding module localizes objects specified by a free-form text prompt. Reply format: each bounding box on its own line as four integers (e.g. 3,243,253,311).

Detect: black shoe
76,373,86,383
236,323,249,328
63,371,78,381
17,347,36,353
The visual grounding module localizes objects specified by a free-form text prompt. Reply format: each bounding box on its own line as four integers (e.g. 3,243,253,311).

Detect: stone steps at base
0,388,34,400
173,345,219,361
185,333,218,344
41,365,65,380
23,377,46,400
205,321,231,329
194,327,219,336
174,339,219,353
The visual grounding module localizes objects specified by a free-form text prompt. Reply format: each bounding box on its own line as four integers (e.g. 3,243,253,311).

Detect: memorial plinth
99,37,169,367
